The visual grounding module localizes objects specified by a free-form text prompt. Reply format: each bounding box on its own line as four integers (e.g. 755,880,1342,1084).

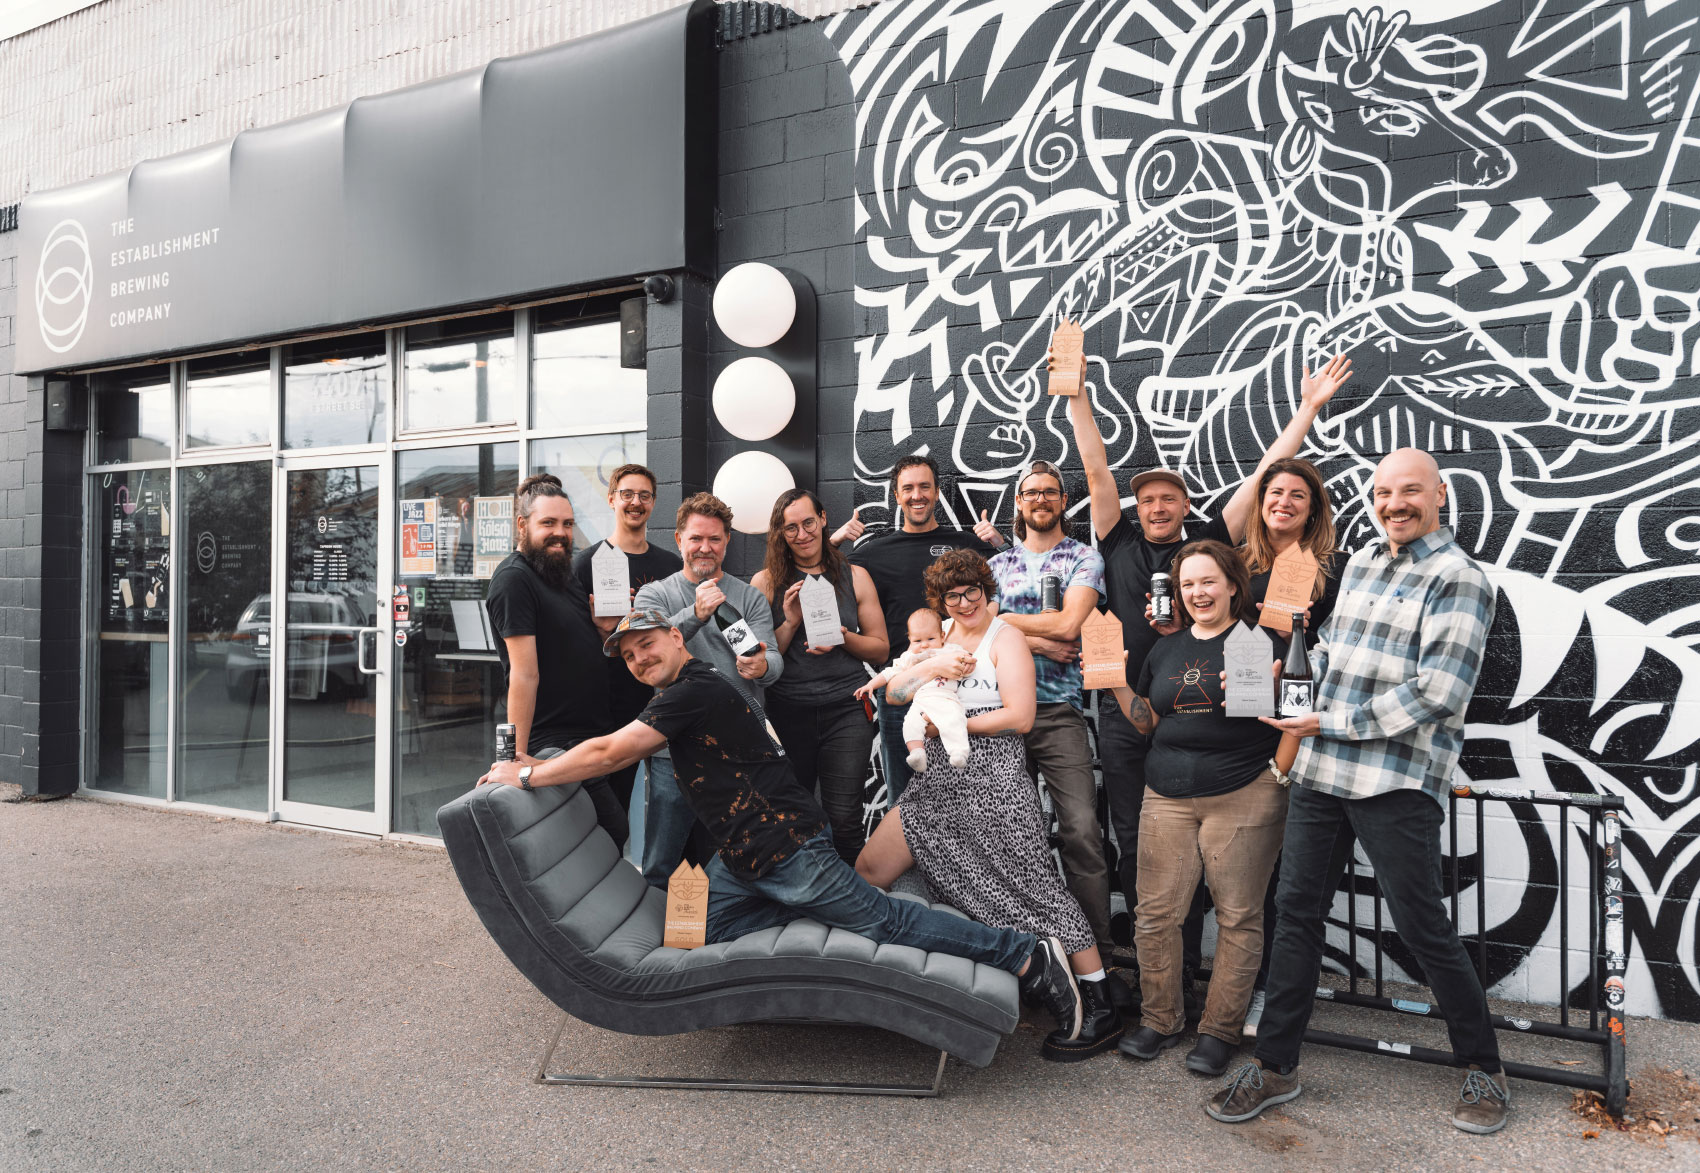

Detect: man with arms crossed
634,492,782,887
1066,355,1353,966
486,475,626,844
833,454,1004,802
573,463,682,823
1205,448,1508,1135
989,460,1124,989
479,609,1085,1039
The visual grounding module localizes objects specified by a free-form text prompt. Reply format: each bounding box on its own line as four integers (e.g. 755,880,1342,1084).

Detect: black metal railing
1292,785,1628,1115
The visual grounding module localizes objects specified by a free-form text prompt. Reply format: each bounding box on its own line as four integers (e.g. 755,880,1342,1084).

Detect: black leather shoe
1043,978,1125,1062
1103,969,1138,1016
1185,1033,1238,1076
1118,1024,1184,1061
1018,937,1082,1041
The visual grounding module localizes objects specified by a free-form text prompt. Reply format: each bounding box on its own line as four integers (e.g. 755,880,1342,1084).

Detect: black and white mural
822,0,1700,1020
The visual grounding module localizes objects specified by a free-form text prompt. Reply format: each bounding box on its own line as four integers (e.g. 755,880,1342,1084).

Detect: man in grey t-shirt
632,492,782,886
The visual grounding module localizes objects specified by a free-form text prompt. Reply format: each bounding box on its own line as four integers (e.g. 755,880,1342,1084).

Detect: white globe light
713,263,796,347
713,451,796,535
712,356,795,441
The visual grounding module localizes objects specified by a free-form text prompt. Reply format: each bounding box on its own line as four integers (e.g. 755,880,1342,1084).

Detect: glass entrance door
274,455,392,833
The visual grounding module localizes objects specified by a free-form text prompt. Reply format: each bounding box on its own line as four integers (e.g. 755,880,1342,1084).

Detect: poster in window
473,497,513,579
400,498,437,576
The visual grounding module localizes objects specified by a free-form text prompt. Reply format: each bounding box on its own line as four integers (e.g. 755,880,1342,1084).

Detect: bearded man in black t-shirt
1060,351,1352,958
830,453,1005,802
477,608,1088,1045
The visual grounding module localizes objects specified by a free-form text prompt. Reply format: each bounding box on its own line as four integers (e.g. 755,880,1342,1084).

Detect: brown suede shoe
1452,1068,1510,1134
1205,1060,1301,1123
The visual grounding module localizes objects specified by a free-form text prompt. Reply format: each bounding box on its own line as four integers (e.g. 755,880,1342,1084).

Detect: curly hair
1169,539,1255,626
674,491,733,536
923,548,998,614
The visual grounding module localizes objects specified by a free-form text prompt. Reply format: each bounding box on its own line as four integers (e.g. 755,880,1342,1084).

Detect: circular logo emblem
195,530,218,574
35,218,93,355
930,544,951,557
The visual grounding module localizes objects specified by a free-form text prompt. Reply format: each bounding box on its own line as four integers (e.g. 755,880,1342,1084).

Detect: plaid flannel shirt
1291,527,1496,806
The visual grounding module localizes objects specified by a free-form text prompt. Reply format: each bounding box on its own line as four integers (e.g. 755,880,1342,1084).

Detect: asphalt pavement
2,796,1695,1172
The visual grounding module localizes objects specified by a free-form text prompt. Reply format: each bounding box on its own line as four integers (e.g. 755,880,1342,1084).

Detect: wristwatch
518,765,534,792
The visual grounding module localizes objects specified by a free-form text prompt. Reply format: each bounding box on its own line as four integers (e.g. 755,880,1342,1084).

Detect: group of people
478,346,1513,1137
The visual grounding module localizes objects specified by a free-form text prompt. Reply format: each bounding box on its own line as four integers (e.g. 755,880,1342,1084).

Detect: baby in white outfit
856,608,970,772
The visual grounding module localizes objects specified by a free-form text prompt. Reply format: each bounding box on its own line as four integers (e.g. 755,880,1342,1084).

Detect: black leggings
765,694,877,863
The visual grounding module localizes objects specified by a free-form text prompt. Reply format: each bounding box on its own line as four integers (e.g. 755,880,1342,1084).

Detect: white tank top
943,615,1006,715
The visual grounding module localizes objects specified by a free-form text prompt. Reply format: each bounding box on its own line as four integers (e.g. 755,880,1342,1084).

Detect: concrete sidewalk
1,797,1694,1173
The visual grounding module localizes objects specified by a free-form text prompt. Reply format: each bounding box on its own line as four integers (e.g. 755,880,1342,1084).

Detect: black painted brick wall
716,13,857,577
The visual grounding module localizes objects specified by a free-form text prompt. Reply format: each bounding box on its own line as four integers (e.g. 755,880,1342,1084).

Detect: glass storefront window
530,433,646,550
531,311,646,433
178,462,272,810
94,469,171,795
94,370,173,464
283,335,389,449
403,312,516,432
392,442,519,836
185,354,271,449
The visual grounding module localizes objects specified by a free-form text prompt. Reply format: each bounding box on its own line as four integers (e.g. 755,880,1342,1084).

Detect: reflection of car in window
224,592,366,700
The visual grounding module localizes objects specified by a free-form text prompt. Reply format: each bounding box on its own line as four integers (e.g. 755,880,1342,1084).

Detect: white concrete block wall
0,0,858,201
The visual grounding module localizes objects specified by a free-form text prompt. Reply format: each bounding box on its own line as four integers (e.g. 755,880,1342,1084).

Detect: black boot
1182,964,1201,1023
1103,968,1139,1016
1042,977,1125,1062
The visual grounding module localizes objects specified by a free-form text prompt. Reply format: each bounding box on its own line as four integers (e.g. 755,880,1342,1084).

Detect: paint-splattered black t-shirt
638,659,827,879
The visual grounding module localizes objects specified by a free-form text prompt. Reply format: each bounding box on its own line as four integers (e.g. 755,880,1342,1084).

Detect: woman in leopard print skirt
855,550,1122,1060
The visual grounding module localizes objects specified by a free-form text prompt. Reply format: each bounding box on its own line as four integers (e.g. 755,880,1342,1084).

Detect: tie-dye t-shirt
988,537,1105,709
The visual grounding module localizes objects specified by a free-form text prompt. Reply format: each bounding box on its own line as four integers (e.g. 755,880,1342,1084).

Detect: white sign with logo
799,574,843,649
1223,622,1275,719
590,543,631,617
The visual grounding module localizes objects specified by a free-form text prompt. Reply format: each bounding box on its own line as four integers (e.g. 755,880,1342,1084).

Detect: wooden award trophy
1047,318,1085,397
1258,545,1320,634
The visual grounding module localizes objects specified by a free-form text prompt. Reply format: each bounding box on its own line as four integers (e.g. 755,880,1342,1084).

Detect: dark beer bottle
714,602,762,658
1280,620,1314,718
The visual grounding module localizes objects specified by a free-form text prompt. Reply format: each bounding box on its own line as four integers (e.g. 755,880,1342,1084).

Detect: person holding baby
854,549,1125,1060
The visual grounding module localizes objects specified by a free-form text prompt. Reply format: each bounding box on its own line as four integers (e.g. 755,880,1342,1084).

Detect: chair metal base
533,1012,949,1097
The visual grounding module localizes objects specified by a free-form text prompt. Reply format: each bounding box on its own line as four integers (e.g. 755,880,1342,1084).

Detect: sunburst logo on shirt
1172,659,1215,710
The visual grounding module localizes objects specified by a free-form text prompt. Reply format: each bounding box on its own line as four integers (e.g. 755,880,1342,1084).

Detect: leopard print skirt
899,730,1095,955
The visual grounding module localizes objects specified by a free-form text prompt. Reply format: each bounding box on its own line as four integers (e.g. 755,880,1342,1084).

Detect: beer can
1150,572,1174,624
1040,573,1062,612
495,723,517,762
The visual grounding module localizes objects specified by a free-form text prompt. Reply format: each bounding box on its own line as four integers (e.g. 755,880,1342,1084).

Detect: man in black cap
479,608,1087,1045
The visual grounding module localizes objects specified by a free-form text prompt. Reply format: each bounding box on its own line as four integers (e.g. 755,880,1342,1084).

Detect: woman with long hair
854,550,1124,1060
751,489,889,862
1239,457,1344,632
1112,540,1288,1077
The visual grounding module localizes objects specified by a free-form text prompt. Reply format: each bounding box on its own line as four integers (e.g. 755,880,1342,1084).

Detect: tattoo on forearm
1128,693,1156,733
887,679,916,705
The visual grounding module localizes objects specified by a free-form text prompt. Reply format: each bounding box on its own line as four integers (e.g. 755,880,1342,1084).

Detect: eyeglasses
1017,488,1062,502
613,489,655,503
782,516,821,539
943,586,985,606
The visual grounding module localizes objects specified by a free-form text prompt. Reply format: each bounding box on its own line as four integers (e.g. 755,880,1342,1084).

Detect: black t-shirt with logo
1135,624,1285,799
486,551,612,748
573,539,684,726
1099,513,1231,687
638,659,827,879
849,527,998,659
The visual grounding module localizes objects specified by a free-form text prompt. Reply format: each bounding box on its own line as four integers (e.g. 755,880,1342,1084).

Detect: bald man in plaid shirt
1205,449,1511,1136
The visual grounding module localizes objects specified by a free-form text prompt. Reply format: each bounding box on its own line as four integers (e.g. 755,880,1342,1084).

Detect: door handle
357,627,381,676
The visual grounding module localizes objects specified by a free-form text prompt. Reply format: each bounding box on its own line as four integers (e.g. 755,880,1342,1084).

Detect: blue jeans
706,829,1037,975
640,754,696,888
876,690,912,805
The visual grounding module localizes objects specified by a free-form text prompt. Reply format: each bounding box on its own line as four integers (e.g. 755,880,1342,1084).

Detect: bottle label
1280,679,1314,718
721,618,759,657
1153,595,1173,623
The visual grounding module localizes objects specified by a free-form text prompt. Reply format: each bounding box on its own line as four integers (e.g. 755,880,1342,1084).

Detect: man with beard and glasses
633,492,782,887
573,463,682,823
486,474,627,845
988,460,1132,1020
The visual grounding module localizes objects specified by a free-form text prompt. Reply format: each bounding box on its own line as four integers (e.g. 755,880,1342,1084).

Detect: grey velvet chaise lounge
437,778,1020,1095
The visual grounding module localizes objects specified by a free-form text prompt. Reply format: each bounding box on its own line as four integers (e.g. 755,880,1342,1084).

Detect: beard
521,533,574,590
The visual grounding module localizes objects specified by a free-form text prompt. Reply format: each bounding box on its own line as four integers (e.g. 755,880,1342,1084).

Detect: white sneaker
1242,989,1265,1039
906,747,928,773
